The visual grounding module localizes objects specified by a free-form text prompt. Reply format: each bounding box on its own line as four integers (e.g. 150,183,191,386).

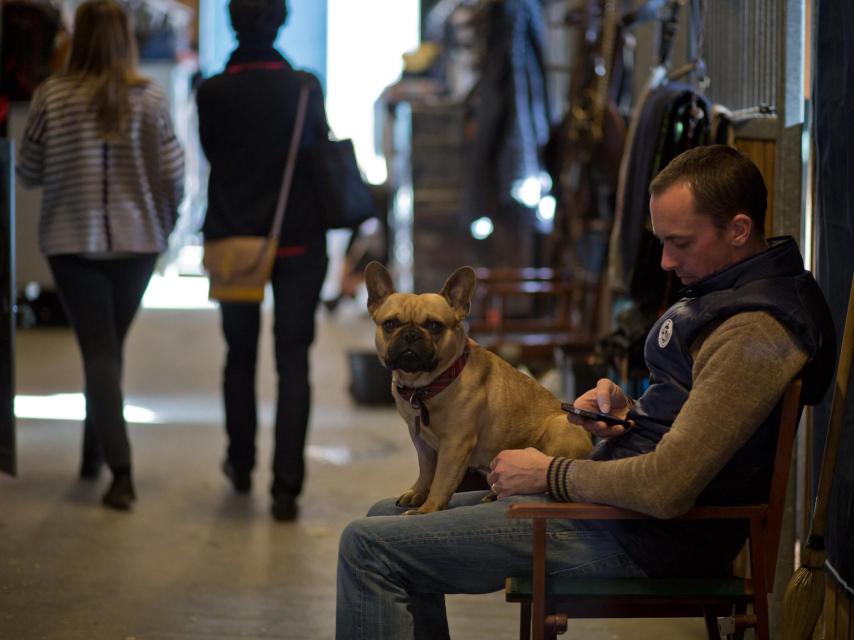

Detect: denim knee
366,497,403,517
339,517,379,570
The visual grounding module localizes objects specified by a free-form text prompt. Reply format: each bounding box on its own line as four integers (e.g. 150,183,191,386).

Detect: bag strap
269,83,311,240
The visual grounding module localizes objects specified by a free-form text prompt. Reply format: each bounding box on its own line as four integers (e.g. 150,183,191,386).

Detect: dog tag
408,396,431,427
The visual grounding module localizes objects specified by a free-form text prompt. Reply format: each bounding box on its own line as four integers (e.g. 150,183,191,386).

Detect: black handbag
309,137,375,230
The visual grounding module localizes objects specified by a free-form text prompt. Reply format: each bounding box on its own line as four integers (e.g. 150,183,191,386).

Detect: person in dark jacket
335,145,836,639
196,0,329,521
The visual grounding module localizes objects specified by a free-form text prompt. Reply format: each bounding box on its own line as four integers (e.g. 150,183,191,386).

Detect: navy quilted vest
587,236,836,576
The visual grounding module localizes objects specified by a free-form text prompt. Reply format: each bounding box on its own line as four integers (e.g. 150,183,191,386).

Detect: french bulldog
365,262,593,514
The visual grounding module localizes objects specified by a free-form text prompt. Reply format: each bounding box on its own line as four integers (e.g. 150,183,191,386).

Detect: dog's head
364,262,476,384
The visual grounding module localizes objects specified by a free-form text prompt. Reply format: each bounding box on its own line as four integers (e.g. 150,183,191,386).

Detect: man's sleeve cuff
547,456,574,502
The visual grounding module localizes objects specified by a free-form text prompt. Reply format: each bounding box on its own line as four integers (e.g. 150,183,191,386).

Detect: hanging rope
689,0,709,91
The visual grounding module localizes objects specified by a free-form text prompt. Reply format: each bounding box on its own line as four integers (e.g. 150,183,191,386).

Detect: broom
781,277,854,640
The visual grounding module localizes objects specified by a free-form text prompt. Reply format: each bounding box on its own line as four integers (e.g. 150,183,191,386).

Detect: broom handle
807,276,854,546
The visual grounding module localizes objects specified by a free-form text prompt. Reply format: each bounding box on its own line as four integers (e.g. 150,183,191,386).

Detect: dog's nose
402,328,421,344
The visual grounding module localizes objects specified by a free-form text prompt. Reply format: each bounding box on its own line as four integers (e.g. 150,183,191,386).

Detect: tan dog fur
365,262,592,514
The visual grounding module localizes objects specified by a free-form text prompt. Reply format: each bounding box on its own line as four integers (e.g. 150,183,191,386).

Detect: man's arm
489,378,633,497
567,378,635,438
488,447,551,497
552,311,807,518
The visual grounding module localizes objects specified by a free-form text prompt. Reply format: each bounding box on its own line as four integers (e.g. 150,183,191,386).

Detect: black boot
271,493,298,521
222,460,252,494
102,472,136,511
79,452,104,480
80,420,103,480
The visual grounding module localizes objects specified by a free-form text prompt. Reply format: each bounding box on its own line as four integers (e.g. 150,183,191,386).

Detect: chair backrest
468,267,600,339
759,378,803,587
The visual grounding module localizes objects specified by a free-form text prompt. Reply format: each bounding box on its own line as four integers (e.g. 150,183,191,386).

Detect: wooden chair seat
507,575,751,601
505,379,803,640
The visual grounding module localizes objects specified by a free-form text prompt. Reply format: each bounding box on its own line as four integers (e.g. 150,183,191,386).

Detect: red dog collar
395,346,470,427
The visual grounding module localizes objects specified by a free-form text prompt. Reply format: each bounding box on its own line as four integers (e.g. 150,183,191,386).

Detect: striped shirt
16,75,184,256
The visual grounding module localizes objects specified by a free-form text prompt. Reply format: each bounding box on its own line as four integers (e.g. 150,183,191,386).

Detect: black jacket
197,45,329,251
464,0,550,218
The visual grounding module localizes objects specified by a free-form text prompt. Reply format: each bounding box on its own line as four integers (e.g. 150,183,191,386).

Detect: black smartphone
560,402,633,428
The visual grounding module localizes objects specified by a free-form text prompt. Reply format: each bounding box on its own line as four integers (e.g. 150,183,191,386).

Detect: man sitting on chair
335,145,837,640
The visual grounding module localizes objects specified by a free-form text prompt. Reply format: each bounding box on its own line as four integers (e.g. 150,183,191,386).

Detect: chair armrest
507,502,768,521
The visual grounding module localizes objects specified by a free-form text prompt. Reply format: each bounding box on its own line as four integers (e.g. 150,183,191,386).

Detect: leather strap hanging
270,84,310,241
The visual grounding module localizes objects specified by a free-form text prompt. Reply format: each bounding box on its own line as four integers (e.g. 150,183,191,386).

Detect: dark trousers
219,250,327,497
48,254,158,474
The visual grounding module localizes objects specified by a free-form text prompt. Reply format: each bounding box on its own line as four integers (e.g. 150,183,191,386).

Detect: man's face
649,182,742,286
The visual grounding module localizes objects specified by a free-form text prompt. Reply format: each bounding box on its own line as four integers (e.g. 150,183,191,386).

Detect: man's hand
569,378,633,438
487,448,552,498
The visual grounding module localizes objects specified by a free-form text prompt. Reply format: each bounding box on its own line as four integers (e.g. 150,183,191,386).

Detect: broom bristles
781,566,825,640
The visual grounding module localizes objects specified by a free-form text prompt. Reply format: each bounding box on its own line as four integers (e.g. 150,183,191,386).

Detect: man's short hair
649,145,768,234
229,0,288,43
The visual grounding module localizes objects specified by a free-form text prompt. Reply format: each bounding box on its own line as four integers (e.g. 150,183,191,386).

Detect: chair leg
702,608,723,640
732,604,747,640
748,517,771,640
543,602,566,640
531,521,547,640
519,602,531,640
753,601,770,640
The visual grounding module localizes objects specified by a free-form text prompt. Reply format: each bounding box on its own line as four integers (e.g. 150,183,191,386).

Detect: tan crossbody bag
203,85,310,303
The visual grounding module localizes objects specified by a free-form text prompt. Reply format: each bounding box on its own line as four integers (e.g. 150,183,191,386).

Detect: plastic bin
348,351,394,405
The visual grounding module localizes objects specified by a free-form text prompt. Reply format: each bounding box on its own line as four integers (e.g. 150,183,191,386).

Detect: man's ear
440,266,477,321
364,261,395,316
730,213,754,247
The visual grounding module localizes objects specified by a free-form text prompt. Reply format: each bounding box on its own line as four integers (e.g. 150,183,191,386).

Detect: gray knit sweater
16,75,184,256
548,311,807,516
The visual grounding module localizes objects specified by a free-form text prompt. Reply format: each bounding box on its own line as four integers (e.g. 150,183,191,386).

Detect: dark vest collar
680,236,803,298
394,347,470,427
226,45,288,67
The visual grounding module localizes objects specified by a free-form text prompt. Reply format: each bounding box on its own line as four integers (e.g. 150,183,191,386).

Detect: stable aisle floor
0,300,708,639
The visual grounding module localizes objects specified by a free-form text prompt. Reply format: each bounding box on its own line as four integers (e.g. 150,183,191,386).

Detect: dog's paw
410,503,447,515
396,489,427,508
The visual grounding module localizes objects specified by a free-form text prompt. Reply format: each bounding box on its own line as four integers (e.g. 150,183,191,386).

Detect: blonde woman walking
17,0,184,510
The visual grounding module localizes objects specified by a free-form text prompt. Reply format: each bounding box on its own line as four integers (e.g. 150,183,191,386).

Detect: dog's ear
364,261,395,316
440,266,477,321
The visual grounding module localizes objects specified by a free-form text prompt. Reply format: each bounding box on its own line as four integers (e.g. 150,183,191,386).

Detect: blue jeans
336,491,646,640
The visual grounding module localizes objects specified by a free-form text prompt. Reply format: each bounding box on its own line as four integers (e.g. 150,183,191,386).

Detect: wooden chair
467,267,601,369
505,378,803,640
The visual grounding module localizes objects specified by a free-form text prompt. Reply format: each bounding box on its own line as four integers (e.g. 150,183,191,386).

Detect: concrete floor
0,298,709,639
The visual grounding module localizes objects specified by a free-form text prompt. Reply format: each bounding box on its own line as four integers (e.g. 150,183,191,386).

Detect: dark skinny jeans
48,253,157,474
219,250,327,497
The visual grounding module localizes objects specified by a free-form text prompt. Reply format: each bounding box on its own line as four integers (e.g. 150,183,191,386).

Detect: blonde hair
64,0,148,140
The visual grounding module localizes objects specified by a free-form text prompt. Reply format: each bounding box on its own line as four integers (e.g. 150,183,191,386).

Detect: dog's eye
425,321,444,334
382,319,400,332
